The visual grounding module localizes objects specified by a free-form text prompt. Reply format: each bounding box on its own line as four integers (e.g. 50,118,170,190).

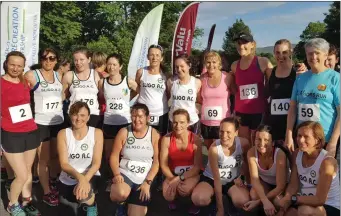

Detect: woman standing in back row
231,32,273,145
198,51,233,149
135,45,169,136
62,48,102,128
167,54,201,134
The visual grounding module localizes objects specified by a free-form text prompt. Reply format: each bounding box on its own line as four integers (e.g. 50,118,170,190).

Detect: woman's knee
297,206,316,216
127,205,147,216
249,188,259,200
191,190,212,206
15,170,29,184
177,183,195,197
110,185,130,201
230,189,250,208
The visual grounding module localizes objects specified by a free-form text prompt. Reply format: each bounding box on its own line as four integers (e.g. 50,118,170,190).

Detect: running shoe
22,202,41,216
7,203,26,216
43,192,59,206
188,204,200,215
115,202,126,216
168,201,177,211
84,204,98,216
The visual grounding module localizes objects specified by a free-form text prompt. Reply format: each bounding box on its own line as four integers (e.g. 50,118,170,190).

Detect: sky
195,1,332,50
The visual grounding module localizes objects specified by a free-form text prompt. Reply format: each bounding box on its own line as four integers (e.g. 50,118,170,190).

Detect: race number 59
298,104,320,122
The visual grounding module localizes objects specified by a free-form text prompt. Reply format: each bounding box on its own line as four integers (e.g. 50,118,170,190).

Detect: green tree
40,2,82,52
222,19,252,68
258,52,276,66
323,1,340,48
294,22,326,62
300,22,326,42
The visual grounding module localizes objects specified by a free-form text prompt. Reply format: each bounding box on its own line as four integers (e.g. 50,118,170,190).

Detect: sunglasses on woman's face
42,56,57,62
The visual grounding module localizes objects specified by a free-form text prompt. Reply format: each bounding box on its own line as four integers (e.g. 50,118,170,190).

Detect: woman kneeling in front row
160,109,202,214
109,103,160,216
57,101,103,216
244,125,290,216
278,121,339,216
191,117,250,216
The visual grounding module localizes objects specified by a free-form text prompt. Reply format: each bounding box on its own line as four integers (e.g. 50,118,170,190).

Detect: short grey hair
304,38,330,54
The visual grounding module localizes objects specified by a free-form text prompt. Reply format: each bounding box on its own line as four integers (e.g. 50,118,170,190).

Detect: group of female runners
1,31,339,216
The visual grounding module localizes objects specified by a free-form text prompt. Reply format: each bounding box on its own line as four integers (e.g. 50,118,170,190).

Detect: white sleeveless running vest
169,76,199,125
59,127,101,185
33,70,63,125
296,149,340,209
103,76,131,125
68,69,99,115
255,148,280,185
119,125,154,184
203,138,243,185
137,67,168,119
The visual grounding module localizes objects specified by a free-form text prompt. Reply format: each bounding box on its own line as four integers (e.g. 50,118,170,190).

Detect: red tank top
168,131,195,172
1,77,37,132
235,56,266,114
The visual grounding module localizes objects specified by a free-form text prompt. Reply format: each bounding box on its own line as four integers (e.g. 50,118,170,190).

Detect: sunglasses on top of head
149,44,164,53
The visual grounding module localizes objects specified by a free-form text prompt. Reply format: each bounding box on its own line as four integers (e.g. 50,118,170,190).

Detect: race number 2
239,84,258,100
298,104,320,122
9,103,33,123
204,106,222,121
271,99,290,115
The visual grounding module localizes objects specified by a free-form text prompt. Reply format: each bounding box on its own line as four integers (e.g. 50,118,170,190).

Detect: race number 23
239,84,258,100
298,104,320,122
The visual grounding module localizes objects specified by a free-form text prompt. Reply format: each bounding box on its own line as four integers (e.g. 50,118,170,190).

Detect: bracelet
114,173,121,177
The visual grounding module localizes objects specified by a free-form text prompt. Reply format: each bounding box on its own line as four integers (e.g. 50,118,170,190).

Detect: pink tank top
235,56,266,114
200,72,230,126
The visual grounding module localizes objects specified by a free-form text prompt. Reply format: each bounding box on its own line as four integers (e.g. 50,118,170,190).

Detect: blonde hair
92,52,107,69
204,51,222,70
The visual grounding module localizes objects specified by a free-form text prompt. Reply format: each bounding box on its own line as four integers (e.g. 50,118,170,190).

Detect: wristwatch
179,174,185,181
145,179,153,185
291,195,298,206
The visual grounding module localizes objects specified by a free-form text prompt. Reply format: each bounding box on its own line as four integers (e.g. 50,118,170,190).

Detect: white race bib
219,168,233,180
77,96,97,110
106,99,124,113
9,103,33,123
271,99,290,115
299,187,316,196
298,104,320,121
149,115,159,126
204,106,222,120
239,84,258,100
127,160,151,178
174,165,193,175
42,97,62,113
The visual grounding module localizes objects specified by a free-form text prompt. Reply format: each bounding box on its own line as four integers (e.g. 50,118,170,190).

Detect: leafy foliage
222,19,252,68
38,1,203,74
